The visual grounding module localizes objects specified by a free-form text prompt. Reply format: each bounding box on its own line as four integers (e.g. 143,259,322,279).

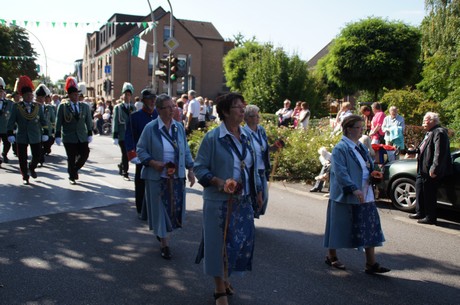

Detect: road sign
164,37,179,52
104,65,111,74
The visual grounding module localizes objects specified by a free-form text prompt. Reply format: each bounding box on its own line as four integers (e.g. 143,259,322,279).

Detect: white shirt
188,98,200,118
158,117,177,178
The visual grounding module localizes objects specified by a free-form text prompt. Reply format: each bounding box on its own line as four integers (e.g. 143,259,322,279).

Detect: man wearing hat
34,84,55,166
125,88,158,219
0,77,14,165
7,76,49,185
112,82,136,181
42,89,57,157
55,76,93,185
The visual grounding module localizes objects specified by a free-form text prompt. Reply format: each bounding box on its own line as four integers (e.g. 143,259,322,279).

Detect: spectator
297,102,311,131
324,115,390,274
360,105,373,135
291,101,302,128
310,147,331,193
332,102,352,135
408,112,452,225
381,106,405,150
275,99,293,127
369,102,385,144
185,90,200,133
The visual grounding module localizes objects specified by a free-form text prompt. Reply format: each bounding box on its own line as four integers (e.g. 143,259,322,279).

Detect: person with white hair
408,112,452,225
381,106,405,150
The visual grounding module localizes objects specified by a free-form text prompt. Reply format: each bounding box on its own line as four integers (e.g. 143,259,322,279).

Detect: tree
0,25,38,89
418,0,460,141
224,40,322,114
318,17,421,101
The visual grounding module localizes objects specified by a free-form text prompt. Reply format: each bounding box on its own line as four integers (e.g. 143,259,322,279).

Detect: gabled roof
177,19,224,41
307,40,333,69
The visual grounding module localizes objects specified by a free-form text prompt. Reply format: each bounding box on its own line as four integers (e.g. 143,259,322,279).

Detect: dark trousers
313,164,330,190
415,174,439,220
0,133,11,156
40,136,55,164
64,142,90,179
134,163,145,213
17,142,41,179
118,140,129,175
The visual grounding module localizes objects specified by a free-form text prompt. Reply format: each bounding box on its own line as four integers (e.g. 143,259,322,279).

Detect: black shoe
117,164,122,175
2,155,8,163
161,246,172,260
69,178,77,185
365,262,391,274
310,187,321,193
74,172,79,180
408,213,424,220
417,217,437,225
29,167,38,179
37,163,43,168
23,178,30,185
123,174,130,181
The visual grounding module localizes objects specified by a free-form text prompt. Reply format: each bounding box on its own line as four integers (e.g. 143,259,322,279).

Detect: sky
1,0,426,83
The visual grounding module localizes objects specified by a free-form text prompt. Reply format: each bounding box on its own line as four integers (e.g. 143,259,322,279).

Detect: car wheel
390,177,416,212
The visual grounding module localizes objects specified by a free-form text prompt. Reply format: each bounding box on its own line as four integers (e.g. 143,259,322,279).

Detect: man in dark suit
408,112,452,225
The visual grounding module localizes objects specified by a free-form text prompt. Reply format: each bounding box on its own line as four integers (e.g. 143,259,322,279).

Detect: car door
437,152,460,210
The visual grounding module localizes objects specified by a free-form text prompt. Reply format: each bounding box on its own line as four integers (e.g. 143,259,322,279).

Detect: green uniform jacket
44,104,57,136
0,99,14,134
55,101,93,143
7,101,48,144
112,102,135,141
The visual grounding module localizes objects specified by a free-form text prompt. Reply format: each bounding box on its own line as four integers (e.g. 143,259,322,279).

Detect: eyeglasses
248,114,260,118
160,105,174,110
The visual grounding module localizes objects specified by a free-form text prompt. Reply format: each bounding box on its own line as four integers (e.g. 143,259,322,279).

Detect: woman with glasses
194,93,263,305
136,94,195,260
323,115,390,274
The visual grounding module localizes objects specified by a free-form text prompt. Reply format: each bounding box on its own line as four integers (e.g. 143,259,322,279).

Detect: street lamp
147,0,157,93
19,26,48,84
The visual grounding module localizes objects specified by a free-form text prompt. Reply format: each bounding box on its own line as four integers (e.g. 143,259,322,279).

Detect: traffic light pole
167,0,173,96
147,0,157,93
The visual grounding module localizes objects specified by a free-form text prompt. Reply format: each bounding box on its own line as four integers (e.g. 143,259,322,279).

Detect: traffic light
110,80,113,92
103,80,108,92
158,57,169,82
170,55,178,81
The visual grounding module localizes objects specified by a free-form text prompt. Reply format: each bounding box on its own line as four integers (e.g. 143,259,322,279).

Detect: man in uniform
42,89,56,157
55,77,93,185
112,82,136,181
34,84,55,166
125,88,158,219
7,76,48,185
0,77,14,165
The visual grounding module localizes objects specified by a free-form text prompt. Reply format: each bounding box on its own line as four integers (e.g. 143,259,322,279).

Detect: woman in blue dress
243,105,278,218
194,93,263,305
323,115,390,274
137,94,195,260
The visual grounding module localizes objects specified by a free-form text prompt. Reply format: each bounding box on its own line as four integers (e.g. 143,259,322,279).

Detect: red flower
224,179,243,195
166,162,176,176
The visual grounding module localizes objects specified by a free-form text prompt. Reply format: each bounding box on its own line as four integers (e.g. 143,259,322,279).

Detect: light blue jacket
137,118,193,181
194,124,262,201
329,137,374,204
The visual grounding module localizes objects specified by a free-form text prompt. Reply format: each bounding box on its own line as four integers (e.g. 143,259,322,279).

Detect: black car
381,150,460,212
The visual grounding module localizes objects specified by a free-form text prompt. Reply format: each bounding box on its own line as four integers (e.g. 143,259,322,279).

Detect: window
163,26,174,41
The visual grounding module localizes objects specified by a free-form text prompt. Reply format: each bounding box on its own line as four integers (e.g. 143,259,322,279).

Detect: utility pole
147,0,157,93
167,0,173,96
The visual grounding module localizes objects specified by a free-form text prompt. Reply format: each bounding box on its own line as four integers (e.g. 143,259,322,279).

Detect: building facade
81,6,228,100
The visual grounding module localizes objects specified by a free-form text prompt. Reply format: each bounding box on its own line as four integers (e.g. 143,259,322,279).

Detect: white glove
42,135,49,142
7,136,15,143
87,136,93,143
55,137,62,146
130,157,141,164
113,138,119,145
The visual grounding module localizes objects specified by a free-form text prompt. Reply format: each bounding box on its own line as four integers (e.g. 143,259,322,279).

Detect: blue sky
1,0,426,82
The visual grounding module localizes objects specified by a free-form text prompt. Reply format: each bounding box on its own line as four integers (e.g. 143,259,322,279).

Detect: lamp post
147,0,157,93
166,0,173,96
20,26,48,84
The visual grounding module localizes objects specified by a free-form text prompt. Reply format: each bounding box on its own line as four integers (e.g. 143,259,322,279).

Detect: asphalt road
1,135,459,305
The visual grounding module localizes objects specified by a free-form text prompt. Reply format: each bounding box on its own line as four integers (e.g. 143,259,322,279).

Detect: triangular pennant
63,22,67,27
24,21,28,26
142,22,148,29
36,21,40,27
12,20,17,25
52,22,56,27
74,22,79,27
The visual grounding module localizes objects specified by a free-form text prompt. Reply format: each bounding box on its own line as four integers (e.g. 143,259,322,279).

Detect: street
1,135,459,305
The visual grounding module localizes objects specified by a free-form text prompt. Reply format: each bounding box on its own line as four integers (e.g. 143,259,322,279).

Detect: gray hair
425,112,440,124
155,94,171,109
188,90,196,98
244,104,260,119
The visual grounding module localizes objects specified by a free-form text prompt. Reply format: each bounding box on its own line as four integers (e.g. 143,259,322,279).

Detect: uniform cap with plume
65,76,79,94
0,77,5,90
78,82,87,96
35,84,51,97
14,76,35,96
121,82,134,94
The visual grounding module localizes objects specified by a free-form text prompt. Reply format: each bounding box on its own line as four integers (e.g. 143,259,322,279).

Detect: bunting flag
0,18,155,29
0,55,36,60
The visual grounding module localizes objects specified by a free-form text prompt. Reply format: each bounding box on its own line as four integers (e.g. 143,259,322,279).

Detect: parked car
380,150,460,212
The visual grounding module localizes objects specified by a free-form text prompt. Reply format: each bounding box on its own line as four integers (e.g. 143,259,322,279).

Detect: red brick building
81,6,230,100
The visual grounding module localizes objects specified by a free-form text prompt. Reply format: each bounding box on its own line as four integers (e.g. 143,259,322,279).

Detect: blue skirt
196,195,255,277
